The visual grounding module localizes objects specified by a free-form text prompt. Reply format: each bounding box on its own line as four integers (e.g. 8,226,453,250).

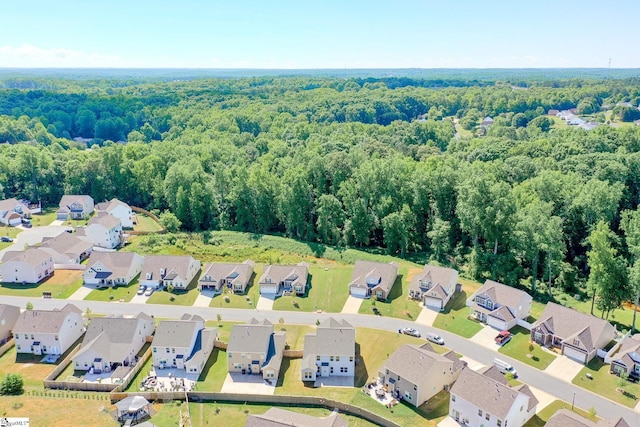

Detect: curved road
3,295,639,424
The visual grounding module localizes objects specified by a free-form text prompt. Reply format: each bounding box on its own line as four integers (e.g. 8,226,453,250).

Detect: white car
144,287,154,297
401,327,421,337
426,332,445,345
137,285,146,295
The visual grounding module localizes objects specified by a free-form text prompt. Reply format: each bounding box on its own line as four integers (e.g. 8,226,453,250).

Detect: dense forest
2,70,640,315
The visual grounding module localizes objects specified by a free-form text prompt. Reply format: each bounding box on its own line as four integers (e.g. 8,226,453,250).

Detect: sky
1,0,639,69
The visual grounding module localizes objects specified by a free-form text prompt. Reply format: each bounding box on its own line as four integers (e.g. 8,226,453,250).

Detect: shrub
0,373,24,395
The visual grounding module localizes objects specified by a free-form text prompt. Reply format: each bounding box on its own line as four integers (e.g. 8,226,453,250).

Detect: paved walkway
414,306,439,326
256,295,275,310
193,291,213,307
50,220,64,226
469,324,500,349
340,295,363,314
528,385,556,411
220,373,276,395
129,293,150,304
437,416,461,427
544,355,584,382
68,284,95,301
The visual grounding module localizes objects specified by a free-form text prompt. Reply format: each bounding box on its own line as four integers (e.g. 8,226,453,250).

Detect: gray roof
1,248,52,267
612,334,640,368
88,213,121,229
141,255,199,282
153,318,203,348
96,198,130,213
470,280,532,309
13,304,82,334
245,408,348,427
450,368,531,419
185,328,218,368
263,331,286,372
40,233,93,259
259,263,309,286
349,260,398,293
0,304,20,329
85,251,143,280
228,318,275,354
59,195,93,209
545,409,629,427
200,260,254,286
307,317,355,357
409,264,458,295
477,365,508,385
0,198,30,215
382,343,455,385
532,302,616,351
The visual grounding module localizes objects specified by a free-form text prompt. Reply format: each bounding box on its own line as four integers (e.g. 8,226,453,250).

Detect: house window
340,367,348,373
228,353,233,358
413,384,417,391
386,369,389,375
534,332,542,341
336,356,340,362
330,367,334,374
478,409,482,416
330,356,334,361
485,413,490,421
55,335,58,341
16,345,20,350
350,356,354,362
451,395,456,402
316,356,320,361
153,347,157,352
404,392,413,400
573,338,580,346
30,335,34,339
172,348,175,353
497,420,502,427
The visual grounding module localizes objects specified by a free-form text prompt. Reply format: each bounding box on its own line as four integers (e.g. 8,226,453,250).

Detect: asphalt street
2,295,639,423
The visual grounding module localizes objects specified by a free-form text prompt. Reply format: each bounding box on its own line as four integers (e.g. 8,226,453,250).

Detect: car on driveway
495,330,512,345
426,332,445,345
144,287,154,297
137,285,146,295
401,327,421,337
21,219,32,228
0,236,13,242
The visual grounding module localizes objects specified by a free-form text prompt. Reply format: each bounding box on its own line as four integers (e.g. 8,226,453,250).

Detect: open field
0,395,114,427
133,214,164,232
0,270,83,299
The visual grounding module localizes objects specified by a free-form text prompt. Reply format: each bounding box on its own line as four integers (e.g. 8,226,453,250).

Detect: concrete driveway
0,224,69,258
130,293,151,304
528,385,556,411
544,355,584,382
193,290,214,307
415,306,439,326
438,416,461,427
470,324,501,349
69,284,96,301
340,295,363,314
256,295,275,310
220,373,275,395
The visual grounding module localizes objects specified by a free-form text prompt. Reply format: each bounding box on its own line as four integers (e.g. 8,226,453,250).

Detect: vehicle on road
0,236,13,242
426,332,445,345
493,358,517,377
144,287,154,297
401,327,421,337
495,330,512,345
137,285,146,295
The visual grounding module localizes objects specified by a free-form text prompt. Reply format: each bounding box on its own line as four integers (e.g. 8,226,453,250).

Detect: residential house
545,409,630,427
13,304,83,355
151,314,217,375
610,334,640,381
578,121,600,130
0,198,31,226
73,313,154,373
39,233,93,265
57,195,95,220
83,251,144,287
408,264,458,310
467,280,532,331
449,367,538,427
96,198,135,228
198,260,255,294
301,318,355,384
0,248,54,284
245,408,348,427
348,260,399,300
531,302,617,363
139,255,201,290
227,318,286,381
258,262,309,296
81,213,123,249
0,304,20,345
378,343,465,407
547,109,560,116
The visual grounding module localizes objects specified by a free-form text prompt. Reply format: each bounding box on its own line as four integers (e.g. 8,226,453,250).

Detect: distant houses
57,195,95,220
348,260,398,300
139,255,201,291
95,198,135,228
13,304,84,356
199,260,254,294
39,233,93,265
81,213,124,249
83,251,144,287
409,264,458,310
467,280,532,331
0,198,31,226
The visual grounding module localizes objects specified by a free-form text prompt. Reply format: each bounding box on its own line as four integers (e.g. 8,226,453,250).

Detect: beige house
245,408,348,427
409,264,458,310
0,248,54,284
301,318,355,383
96,198,134,228
39,233,93,265
0,304,20,345
545,409,630,427
139,255,201,290
13,304,84,356
82,213,123,249
0,198,31,226
258,262,309,296
348,260,399,300
73,313,154,373
378,343,465,407
199,260,254,294
227,318,285,381
83,251,144,287
57,195,95,220
467,280,532,330
531,302,617,364
610,334,640,380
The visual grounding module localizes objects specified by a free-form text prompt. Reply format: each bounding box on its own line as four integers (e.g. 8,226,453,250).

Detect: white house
0,248,54,284
467,280,532,331
57,195,95,220
139,255,201,290
449,367,538,427
0,198,31,226
39,233,93,265
301,318,355,384
73,313,154,373
409,264,458,310
151,314,217,375
83,251,144,287
96,198,135,228
13,304,84,356
227,318,286,381
0,304,21,345
81,213,123,249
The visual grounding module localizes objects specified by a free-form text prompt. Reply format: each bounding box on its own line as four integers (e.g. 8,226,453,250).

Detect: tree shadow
305,241,327,258
249,233,264,241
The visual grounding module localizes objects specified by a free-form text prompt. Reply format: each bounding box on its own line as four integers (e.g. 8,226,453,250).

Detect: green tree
159,211,182,232
382,204,414,257
316,194,344,245
621,209,640,332
0,373,24,395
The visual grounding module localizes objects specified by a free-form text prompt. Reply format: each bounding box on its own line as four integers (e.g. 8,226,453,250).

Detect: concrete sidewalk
221,373,276,395
68,284,95,301
340,295,363,314
415,306,439,326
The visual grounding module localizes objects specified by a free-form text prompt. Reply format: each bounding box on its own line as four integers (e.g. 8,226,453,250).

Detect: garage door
424,297,442,310
563,346,587,363
350,286,368,298
260,284,278,295
487,316,507,331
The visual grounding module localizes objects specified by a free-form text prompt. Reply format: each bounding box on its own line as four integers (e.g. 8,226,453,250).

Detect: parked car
495,330,512,345
137,285,146,295
0,236,13,242
401,327,421,337
426,332,445,345
21,219,32,228
493,358,517,377
144,287,154,297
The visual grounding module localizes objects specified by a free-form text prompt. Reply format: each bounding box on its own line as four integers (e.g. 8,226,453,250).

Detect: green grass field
498,326,556,370
84,282,139,302
432,290,483,338
0,271,83,299
572,358,640,408
133,214,164,232
30,209,58,227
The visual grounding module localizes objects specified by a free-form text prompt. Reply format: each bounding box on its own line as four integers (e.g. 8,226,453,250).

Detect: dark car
0,236,13,242
21,218,32,228
495,330,512,345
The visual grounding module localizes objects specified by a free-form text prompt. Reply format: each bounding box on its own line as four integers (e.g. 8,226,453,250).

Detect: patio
139,368,198,392
362,379,399,408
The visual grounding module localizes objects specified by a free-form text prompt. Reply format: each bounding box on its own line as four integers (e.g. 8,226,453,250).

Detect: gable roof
13,304,82,334
349,260,398,293
259,263,308,286
88,213,121,229
76,313,153,362
59,195,93,209
40,233,93,259
245,408,348,427
450,368,531,419
228,318,275,354
200,260,254,285
96,198,130,213
382,343,455,385
85,251,142,278
470,280,532,309
305,318,355,359
0,198,29,215
545,409,630,427
141,255,198,281
1,248,52,267
0,304,20,328
409,264,458,295
532,302,615,350
153,317,203,348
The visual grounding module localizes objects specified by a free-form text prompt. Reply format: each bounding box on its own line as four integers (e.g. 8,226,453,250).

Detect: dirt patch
623,301,640,312
0,395,113,426
404,267,422,283
45,269,83,285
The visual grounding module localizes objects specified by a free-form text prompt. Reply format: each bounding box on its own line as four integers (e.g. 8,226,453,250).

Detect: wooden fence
0,338,15,358
129,206,167,235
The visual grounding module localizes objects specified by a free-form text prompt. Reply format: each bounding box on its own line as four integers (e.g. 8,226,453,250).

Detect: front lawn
0,271,83,299
498,326,556,370
572,358,640,408
146,274,200,306
209,269,260,309
84,283,138,302
357,266,422,321
432,290,483,338
523,400,597,427
30,209,58,227
273,264,352,313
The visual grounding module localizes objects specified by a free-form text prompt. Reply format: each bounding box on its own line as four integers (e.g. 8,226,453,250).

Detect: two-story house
610,334,640,381
83,251,144,288
73,313,154,373
13,303,84,356
0,198,31,226
152,314,217,375
39,233,93,265
545,409,630,427
81,213,123,249
57,195,95,220
378,343,465,407
531,302,617,364
258,262,309,296
246,408,348,427
0,248,54,284
227,318,286,381
348,260,399,300
0,304,20,345
449,367,538,427
408,264,458,310
95,198,134,228
301,318,355,384
198,260,255,294
467,280,533,331
139,255,201,290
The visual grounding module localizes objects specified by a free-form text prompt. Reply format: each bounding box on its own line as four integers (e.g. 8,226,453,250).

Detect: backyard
572,358,640,408
0,270,83,299
133,213,165,233
498,326,557,370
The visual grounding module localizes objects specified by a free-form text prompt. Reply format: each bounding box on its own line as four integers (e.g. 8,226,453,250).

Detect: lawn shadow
198,347,220,383
441,290,469,314
354,342,368,387
385,274,404,303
